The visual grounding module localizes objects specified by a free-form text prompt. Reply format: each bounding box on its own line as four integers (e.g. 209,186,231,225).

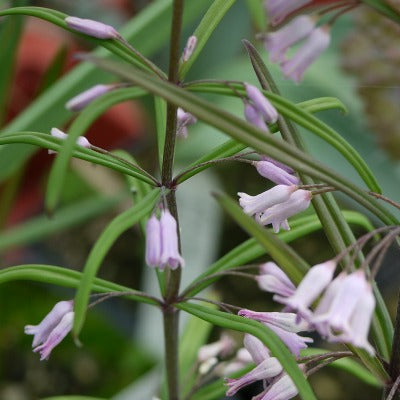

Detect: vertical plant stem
162,1,184,399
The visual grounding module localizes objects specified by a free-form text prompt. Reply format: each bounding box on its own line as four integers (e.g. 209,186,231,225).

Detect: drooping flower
274,260,336,320
244,83,278,124
145,214,162,267
33,312,74,361
255,160,300,186
256,262,296,298
244,103,269,131
238,185,298,216
225,357,282,396
264,0,312,26
281,27,331,83
197,334,234,362
66,84,115,111
160,209,184,269
65,16,120,39
176,108,197,138
181,35,197,62
25,300,73,348
243,333,270,365
261,156,295,174
257,189,312,232
253,373,299,400
264,15,315,63
49,128,91,154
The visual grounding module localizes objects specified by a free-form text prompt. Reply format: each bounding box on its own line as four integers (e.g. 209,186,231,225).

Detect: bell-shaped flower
275,260,336,320
245,83,278,123
254,373,299,400
255,160,300,186
49,128,91,154
160,210,185,269
25,300,73,348
313,270,368,338
66,84,114,111
239,310,310,333
225,357,282,396
244,103,269,131
265,323,313,356
243,333,270,365
264,0,312,26
176,108,197,138
145,214,162,267
281,27,331,83
65,16,120,39
258,189,312,232
32,311,74,360
238,185,297,216
265,15,315,63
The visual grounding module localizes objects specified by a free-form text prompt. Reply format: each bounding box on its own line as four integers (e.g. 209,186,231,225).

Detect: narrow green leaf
45,87,147,212
0,194,124,252
73,189,161,337
178,302,317,400
84,56,397,226
154,96,167,170
0,264,159,306
215,191,309,283
42,396,106,400
245,0,267,31
179,0,236,79
0,132,156,185
360,0,400,24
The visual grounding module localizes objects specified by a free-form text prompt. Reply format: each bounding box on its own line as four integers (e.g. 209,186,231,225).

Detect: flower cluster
263,2,331,83
25,300,74,360
145,208,184,270
238,185,312,232
259,261,376,355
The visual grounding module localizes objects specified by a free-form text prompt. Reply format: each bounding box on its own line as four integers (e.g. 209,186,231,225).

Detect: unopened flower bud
65,16,120,39
49,128,91,154
66,84,114,111
245,83,278,123
181,35,197,62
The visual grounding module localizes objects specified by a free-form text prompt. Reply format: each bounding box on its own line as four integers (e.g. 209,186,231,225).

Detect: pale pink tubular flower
238,185,297,216
145,214,162,268
261,156,294,174
25,300,73,348
245,83,278,123
260,262,295,290
281,27,331,84
264,0,312,26
176,108,197,138
243,334,270,365
265,15,315,63
66,84,114,111
181,35,197,62
225,357,282,396
239,310,310,333
255,373,299,400
160,210,184,269
265,323,313,356
274,260,336,320
244,103,269,131
65,16,120,39
258,189,312,232
32,311,74,360
256,274,295,297
255,160,300,186
313,270,368,338
49,128,91,154
197,334,234,362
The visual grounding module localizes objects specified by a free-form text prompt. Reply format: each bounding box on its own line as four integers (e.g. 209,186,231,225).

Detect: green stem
162,1,185,399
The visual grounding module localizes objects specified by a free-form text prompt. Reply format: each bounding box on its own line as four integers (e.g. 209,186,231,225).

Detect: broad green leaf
0,264,159,306
73,189,161,337
84,56,397,226
178,302,317,400
179,0,236,79
0,194,124,252
0,132,156,186
215,191,309,283
0,2,25,126
45,87,147,212
0,0,212,182
361,0,400,23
